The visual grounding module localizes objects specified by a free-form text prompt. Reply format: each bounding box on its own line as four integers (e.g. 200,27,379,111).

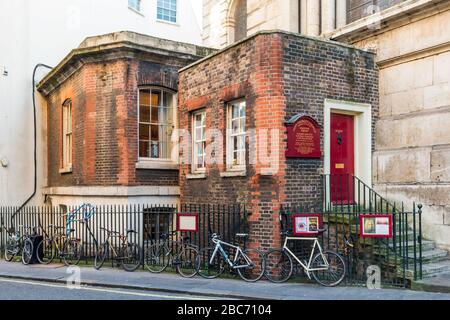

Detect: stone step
387,240,435,252
405,260,450,279
383,248,448,266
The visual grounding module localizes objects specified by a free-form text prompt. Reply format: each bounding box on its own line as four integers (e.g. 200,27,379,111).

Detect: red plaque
286,115,321,158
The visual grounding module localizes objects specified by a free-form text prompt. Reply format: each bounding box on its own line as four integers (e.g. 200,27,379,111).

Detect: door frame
324,99,372,187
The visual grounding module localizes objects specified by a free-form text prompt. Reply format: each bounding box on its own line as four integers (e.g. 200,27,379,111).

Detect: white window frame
137,87,178,170
61,100,73,173
156,0,178,24
128,0,142,13
192,110,206,173
226,100,246,171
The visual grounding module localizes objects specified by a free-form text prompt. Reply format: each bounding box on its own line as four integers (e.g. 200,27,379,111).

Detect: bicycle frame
102,233,130,259
282,237,329,279
210,239,252,269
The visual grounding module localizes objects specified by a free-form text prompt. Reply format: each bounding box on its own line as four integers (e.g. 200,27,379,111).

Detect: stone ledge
42,186,180,197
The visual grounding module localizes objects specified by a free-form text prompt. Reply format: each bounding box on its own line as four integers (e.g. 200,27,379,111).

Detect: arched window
62,99,73,171
138,87,175,160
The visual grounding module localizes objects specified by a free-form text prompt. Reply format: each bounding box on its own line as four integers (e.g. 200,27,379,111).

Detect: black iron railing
281,174,423,286
0,204,249,267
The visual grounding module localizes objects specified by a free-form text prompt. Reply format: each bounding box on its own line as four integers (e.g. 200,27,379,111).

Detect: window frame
191,110,206,174
226,99,246,172
128,0,142,13
61,99,73,173
156,0,178,24
137,86,177,164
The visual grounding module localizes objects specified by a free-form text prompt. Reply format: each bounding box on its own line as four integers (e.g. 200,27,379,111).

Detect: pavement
412,272,450,294
1,261,450,300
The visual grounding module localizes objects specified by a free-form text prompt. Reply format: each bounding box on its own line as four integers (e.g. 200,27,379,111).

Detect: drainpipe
13,63,53,222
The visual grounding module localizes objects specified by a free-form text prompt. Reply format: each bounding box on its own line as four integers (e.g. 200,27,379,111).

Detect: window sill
186,173,207,180
156,18,179,27
220,171,246,178
59,167,72,174
128,6,145,17
136,160,178,170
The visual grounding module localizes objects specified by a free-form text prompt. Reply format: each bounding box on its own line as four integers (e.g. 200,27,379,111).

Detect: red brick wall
178,32,378,250
178,33,287,250
46,58,180,188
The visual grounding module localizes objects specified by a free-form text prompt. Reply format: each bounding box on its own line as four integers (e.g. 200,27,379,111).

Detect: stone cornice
329,0,450,44
37,31,214,96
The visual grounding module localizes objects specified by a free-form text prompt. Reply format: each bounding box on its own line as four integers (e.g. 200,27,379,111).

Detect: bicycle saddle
126,229,137,234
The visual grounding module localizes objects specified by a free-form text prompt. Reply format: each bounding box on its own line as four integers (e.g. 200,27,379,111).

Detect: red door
330,113,355,204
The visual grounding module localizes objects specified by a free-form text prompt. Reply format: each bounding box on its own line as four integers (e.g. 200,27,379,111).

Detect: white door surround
324,99,372,187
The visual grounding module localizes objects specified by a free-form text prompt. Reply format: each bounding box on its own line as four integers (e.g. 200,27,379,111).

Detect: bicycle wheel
63,239,82,266
22,238,34,265
122,243,141,272
236,249,265,282
264,248,294,283
36,238,55,264
4,236,18,262
310,250,346,287
94,242,109,270
144,242,170,273
176,245,198,278
196,247,225,279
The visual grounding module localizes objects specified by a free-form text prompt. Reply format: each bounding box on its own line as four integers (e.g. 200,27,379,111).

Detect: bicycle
264,229,346,286
195,233,265,282
36,224,83,266
94,227,141,272
2,223,34,265
144,230,198,278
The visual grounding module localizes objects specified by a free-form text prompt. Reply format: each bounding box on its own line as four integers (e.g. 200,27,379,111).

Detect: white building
0,0,203,206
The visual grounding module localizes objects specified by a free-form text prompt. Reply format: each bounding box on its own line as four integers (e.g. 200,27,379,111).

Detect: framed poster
292,214,321,236
177,213,198,232
360,214,393,238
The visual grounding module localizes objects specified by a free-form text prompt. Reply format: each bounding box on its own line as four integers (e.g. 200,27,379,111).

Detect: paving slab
1,261,450,300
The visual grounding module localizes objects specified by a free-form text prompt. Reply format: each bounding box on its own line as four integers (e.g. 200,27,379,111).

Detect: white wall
0,0,202,206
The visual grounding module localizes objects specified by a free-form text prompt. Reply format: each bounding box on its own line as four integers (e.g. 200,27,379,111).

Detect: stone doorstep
405,260,450,279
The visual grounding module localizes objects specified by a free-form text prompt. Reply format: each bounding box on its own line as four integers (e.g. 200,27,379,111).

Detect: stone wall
349,6,450,250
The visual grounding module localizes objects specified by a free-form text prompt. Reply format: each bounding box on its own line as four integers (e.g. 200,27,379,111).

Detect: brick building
37,31,213,207
178,31,378,249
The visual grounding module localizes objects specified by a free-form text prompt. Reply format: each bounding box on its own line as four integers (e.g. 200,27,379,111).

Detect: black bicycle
94,227,141,272
36,224,83,266
144,230,199,278
3,224,34,265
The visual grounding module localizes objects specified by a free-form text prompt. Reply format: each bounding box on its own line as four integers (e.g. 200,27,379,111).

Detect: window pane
140,90,150,105
232,105,239,119
139,124,150,140
150,142,159,158
232,119,239,134
139,141,149,158
151,125,159,140
139,105,150,123
151,90,161,106
151,106,159,123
